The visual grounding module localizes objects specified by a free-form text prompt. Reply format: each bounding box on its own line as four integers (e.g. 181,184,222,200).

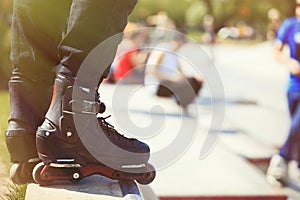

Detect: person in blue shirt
267,0,300,186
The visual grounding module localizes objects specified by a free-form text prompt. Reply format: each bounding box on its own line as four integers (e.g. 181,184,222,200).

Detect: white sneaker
266,154,288,186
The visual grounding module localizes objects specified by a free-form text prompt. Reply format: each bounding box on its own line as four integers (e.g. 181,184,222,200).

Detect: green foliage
130,0,190,27
2,183,27,200
130,0,295,39
0,0,297,87
185,1,207,29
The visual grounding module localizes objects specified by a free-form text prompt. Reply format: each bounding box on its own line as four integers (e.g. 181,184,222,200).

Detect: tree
183,0,294,38
0,0,296,89
130,0,190,28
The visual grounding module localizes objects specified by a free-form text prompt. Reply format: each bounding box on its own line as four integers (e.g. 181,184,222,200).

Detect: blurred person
202,14,215,44
203,14,216,60
144,33,203,112
113,30,149,84
147,11,176,44
266,0,300,186
6,0,155,185
267,8,281,40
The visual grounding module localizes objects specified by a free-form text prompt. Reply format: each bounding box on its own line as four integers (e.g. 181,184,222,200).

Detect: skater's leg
42,0,138,132
10,0,72,74
285,92,300,169
6,78,53,162
36,0,152,175
267,91,300,185
34,0,155,183
6,0,71,184
59,0,138,77
279,92,300,162
6,77,54,184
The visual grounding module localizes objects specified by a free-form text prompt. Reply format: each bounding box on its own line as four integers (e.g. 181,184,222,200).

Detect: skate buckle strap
70,100,105,114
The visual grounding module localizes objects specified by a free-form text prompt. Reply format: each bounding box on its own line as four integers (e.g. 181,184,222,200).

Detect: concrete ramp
25,175,156,200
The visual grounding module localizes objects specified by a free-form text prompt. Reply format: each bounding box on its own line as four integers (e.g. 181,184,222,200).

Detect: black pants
11,0,138,81
279,91,300,167
7,0,137,162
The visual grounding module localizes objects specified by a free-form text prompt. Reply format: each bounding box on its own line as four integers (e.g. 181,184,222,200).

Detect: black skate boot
33,66,155,185
6,76,53,184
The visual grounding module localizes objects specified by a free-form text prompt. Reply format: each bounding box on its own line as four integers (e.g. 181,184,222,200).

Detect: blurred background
0,0,295,89
0,0,299,199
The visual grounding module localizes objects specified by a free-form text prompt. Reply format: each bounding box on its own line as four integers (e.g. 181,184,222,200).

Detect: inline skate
6,76,53,184
33,66,155,185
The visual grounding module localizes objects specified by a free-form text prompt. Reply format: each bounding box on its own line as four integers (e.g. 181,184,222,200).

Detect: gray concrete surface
25,175,145,200
98,41,297,199
98,84,286,198
25,41,299,200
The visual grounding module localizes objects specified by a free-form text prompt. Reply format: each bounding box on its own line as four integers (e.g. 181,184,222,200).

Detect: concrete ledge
25,175,144,200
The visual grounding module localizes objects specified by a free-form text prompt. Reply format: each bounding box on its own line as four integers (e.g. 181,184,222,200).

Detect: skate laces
98,115,132,142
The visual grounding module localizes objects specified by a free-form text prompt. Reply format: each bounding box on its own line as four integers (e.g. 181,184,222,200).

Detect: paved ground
25,176,143,200
2,41,299,199
99,83,287,199
99,41,300,199
213,42,300,200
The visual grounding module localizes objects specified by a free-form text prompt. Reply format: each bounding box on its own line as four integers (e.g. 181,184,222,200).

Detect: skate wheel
137,164,156,185
10,163,32,185
32,162,53,185
70,172,82,183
